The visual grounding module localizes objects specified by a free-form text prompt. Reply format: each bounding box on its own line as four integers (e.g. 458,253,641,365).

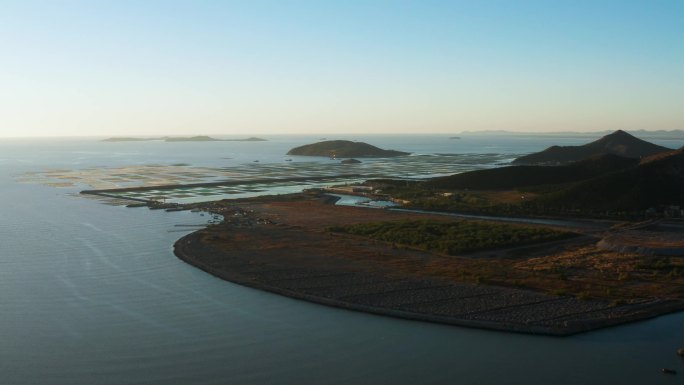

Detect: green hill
287,140,410,158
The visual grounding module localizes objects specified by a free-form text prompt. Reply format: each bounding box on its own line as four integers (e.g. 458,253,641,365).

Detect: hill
512,130,671,165
540,148,684,211
287,140,410,158
427,154,638,190
382,149,684,217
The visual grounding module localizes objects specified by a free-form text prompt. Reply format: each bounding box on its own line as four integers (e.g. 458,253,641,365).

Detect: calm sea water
1,135,684,385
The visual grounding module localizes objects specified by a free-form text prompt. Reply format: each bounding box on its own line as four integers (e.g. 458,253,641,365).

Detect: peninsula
287,140,410,158
174,192,684,336
94,132,684,336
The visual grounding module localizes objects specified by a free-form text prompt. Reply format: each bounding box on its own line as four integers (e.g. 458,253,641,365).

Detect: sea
1,134,683,385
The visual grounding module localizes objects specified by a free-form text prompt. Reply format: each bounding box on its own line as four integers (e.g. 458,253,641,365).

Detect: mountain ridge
512,130,671,165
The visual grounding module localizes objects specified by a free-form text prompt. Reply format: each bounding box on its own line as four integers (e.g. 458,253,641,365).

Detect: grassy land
193,195,684,326
512,247,684,300
327,218,684,300
328,219,576,255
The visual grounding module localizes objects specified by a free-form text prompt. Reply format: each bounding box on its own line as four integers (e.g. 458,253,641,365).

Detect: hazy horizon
4,128,684,140
1,0,683,138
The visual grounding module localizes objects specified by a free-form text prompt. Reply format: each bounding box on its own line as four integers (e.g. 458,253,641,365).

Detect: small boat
677,348,684,356
662,368,677,375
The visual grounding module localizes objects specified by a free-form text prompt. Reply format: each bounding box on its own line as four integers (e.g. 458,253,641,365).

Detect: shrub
330,219,575,255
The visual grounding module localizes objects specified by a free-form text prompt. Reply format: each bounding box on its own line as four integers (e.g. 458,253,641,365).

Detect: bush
330,219,575,255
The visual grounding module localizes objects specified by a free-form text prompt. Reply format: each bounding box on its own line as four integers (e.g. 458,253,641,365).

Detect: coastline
174,231,684,336
172,196,684,336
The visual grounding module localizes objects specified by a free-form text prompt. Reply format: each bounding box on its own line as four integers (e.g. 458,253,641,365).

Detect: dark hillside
427,154,638,190
540,148,684,211
513,130,671,165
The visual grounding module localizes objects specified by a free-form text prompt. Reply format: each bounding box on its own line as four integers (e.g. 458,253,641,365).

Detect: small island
341,158,362,164
287,140,410,158
102,136,267,142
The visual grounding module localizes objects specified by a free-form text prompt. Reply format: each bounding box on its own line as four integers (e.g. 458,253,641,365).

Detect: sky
1,0,683,138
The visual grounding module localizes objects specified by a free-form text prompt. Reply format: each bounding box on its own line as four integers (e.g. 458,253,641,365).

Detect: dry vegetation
174,194,684,335
201,194,684,303
515,247,684,300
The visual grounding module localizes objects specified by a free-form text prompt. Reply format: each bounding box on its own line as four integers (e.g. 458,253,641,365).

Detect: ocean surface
1,134,684,385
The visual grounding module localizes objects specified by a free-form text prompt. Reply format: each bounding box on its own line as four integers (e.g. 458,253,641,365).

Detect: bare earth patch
174,194,684,335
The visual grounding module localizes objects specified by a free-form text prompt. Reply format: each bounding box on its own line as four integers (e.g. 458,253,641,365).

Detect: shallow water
1,136,684,384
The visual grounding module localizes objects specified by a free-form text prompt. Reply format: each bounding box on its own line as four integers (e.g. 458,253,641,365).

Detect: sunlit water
1,135,684,384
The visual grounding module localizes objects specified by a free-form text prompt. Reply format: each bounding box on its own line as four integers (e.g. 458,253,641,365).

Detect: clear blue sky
1,0,682,137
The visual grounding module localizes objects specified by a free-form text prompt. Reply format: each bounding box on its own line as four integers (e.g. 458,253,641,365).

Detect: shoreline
173,231,684,336
171,196,684,336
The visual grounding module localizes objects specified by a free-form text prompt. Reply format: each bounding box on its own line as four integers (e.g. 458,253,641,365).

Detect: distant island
102,136,267,142
512,130,671,165
287,140,410,158
101,137,154,142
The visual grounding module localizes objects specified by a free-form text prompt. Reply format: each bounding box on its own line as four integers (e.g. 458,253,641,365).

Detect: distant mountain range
287,140,410,158
512,130,672,165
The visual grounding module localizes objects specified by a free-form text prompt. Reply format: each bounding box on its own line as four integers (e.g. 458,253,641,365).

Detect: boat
677,348,684,356
662,368,677,375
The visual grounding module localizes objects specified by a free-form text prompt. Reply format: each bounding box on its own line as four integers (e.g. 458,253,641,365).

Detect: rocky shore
173,196,684,336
